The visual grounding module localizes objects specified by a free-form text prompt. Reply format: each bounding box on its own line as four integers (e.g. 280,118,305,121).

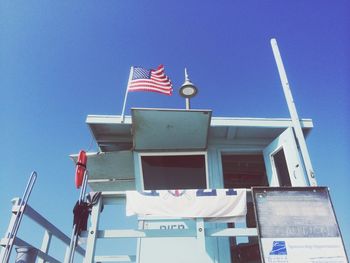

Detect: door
263,128,306,186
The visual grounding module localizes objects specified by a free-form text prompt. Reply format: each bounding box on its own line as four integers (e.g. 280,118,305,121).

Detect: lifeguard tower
1,39,347,263
79,108,314,263
68,40,346,263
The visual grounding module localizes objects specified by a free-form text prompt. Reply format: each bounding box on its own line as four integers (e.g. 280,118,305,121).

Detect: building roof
87,108,313,152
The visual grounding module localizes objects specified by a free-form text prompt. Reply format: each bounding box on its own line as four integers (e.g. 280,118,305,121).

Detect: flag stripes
128,65,173,95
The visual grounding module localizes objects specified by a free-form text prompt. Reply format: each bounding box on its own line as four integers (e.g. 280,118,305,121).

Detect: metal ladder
1,171,37,263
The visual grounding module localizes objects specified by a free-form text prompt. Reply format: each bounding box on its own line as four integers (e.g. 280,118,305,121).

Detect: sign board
252,187,348,263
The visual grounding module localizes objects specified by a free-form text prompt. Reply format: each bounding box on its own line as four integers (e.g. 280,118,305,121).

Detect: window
222,154,268,189
140,154,207,190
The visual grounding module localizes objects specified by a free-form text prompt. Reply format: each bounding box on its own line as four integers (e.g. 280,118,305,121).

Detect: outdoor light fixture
179,68,198,110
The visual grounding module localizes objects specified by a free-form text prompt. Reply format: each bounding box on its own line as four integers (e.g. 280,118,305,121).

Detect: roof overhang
86,110,313,152
87,115,133,152
209,117,313,143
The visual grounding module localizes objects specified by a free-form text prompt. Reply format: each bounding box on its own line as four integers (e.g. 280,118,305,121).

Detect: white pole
270,38,317,186
185,98,190,110
184,68,190,110
121,66,133,123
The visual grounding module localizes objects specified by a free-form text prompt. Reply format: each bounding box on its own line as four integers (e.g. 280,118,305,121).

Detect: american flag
128,65,173,95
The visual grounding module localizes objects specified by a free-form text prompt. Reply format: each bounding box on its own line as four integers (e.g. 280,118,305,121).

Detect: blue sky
1,0,349,259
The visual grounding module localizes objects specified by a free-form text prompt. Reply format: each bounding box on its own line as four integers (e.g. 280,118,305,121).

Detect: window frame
138,151,209,191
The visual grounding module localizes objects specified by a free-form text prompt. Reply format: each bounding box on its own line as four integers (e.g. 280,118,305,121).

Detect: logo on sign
269,241,287,255
267,241,288,263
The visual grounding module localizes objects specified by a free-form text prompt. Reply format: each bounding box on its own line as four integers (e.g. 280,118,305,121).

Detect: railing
0,198,85,263
1,191,258,262
80,191,258,263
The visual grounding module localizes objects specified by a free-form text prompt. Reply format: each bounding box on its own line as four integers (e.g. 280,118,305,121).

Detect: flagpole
270,38,317,187
121,66,133,123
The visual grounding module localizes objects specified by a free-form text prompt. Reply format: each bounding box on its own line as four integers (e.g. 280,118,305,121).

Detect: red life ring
75,150,87,189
